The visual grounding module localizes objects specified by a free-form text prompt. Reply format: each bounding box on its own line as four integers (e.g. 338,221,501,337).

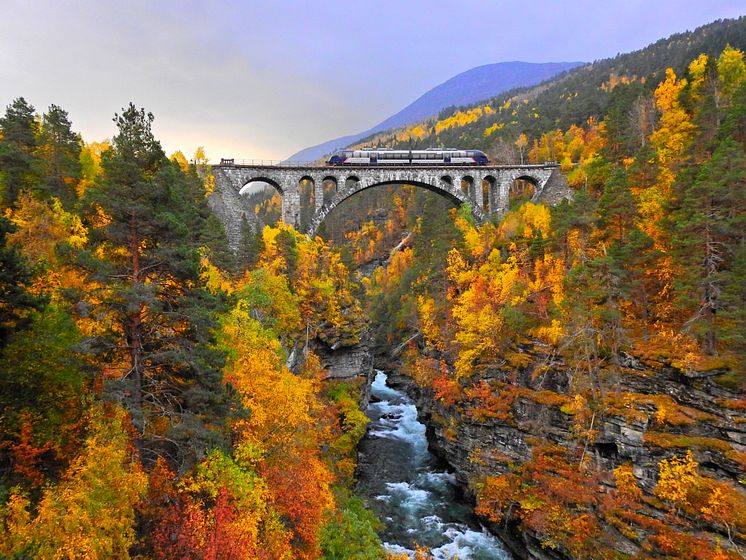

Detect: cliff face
381,345,746,559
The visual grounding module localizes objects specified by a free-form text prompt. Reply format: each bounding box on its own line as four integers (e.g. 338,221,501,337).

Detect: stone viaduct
209,162,571,249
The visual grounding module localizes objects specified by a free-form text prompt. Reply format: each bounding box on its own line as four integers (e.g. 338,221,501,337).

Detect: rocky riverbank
377,343,746,559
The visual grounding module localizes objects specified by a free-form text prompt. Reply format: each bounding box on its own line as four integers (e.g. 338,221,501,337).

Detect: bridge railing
213,158,562,168
214,158,321,167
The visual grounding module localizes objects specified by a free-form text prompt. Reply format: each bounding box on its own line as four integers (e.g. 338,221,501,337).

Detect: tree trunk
129,214,144,431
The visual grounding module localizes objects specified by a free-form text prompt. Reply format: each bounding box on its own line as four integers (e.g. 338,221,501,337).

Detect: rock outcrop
379,344,746,559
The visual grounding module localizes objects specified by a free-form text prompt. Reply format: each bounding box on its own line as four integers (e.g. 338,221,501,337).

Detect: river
356,371,511,559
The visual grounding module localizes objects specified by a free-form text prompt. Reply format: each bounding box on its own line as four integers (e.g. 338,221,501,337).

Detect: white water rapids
357,371,511,559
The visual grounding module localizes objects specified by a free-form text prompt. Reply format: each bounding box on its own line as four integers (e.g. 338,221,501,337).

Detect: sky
1,0,744,161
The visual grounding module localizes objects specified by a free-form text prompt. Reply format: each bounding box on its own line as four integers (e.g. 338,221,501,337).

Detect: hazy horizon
2,0,744,160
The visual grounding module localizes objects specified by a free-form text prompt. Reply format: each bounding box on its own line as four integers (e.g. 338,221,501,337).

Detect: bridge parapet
209,163,570,248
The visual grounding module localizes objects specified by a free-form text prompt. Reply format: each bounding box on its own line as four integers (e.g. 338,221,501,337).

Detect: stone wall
210,163,566,240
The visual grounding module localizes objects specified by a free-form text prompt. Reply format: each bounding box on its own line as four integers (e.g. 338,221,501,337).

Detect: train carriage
328,148,488,166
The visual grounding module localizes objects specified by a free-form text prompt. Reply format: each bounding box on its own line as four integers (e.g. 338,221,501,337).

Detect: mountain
366,16,746,156
286,61,584,162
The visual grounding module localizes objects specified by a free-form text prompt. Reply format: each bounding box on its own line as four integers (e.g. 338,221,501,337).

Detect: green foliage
0,97,39,207
320,490,384,560
81,103,230,468
36,104,82,208
0,216,44,349
0,306,87,454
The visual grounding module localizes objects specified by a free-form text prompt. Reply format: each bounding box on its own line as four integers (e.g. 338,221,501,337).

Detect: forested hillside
0,102,382,558
339,33,746,560
346,17,746,163
1,14,745,560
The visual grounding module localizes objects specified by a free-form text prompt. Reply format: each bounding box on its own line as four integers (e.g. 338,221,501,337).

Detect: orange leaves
263,452,334,559
5,192,88,298
219,288,336,557
432,372,461,407
151,451,289,560
465,380,515,422
474,445,608,558
6,417,52,486
1,405,147,559
475,474,514,523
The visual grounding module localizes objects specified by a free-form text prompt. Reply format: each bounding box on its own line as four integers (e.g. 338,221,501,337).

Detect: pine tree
237,215,262,272
669,60,746,356
0,97,39,207
201,213,235,273
82,104,228,467
0,216,43,348
36,104,82,208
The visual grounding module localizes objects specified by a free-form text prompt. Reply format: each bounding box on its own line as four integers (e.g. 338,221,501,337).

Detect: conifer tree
0,216,43,348
36,104,82,207
0,97,39,207
82,104,228,467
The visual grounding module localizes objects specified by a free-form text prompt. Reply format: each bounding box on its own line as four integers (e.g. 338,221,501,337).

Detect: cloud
1,0,743,159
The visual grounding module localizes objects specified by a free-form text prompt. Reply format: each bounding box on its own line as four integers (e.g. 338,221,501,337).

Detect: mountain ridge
286,61,584,162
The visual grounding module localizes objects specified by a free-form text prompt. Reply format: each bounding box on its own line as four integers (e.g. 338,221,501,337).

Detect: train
327,147,489,166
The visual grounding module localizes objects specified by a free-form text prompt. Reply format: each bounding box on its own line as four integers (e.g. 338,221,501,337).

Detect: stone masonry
209,163,570,249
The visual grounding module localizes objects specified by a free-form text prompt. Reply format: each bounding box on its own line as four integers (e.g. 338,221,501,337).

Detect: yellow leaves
222,301,319,459
193,146,207,165
199,253,234,295
650,68,694,174
688,53,709,100
169,150,188,171
534,319,564,346
655,450,699,507
434,105,494,134
78,140,110,197
445,248,472,287
258,223,295,274
7,192,88,264
0,494,32,555
395,124,429,141
483,122,504,137
497,202,552,242
5,192,88,298
202,173,215,197
450,256,524,377
1,405,147,559
717,44,746,99
484,123,505,138
613,464,643,503
417,295,444,351
701,487,728,524
519,202,551,239
528,120,605,186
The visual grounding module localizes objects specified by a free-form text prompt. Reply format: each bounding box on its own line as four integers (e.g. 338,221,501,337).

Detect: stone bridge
209,162,570,248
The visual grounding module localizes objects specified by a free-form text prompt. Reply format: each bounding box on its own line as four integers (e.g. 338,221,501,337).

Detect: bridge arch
207,163,567,250
510,174,539,205
238,176,284,195
482,175,497,213
307,177,483,236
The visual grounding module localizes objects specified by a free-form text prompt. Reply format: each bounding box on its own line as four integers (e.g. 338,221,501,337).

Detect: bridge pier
314,180,324,213
208,163,569,245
